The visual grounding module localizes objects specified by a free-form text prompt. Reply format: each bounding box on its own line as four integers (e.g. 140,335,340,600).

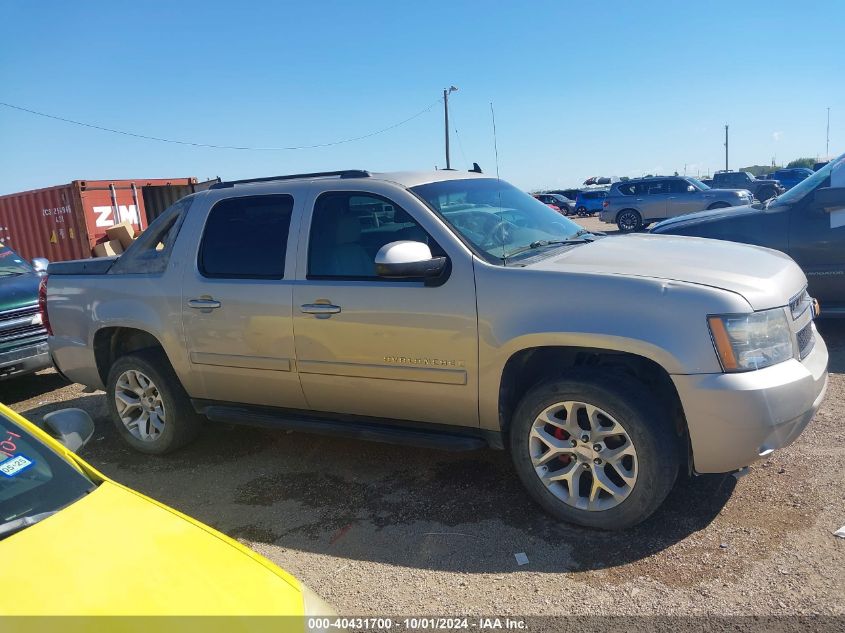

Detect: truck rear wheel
509,371,679,530
106,349,202,455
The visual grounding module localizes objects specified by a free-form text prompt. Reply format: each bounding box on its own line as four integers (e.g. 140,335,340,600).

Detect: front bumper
0,342,52,380
673,331,828,473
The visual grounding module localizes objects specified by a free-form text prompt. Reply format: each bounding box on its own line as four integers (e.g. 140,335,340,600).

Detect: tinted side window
646,181,669,195
308,192,437,279
669,179,691,193
617,184,636,196
199,195,293,279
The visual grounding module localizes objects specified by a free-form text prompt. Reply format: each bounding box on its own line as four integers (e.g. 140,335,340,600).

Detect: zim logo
93,205,140,228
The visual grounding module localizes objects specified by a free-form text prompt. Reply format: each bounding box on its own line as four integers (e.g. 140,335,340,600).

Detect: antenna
490,102,500,180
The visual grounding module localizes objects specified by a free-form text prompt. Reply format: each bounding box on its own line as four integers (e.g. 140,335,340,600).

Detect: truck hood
527,233,805,310
0,481,305,616
0,272,40,311
650,203,761,232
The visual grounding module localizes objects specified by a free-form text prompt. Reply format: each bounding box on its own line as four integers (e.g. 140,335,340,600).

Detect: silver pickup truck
44,169,828,530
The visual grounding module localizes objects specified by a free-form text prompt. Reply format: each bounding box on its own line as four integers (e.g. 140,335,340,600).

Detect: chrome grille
796,322,815,360
0,303,47,347
789,288,811,321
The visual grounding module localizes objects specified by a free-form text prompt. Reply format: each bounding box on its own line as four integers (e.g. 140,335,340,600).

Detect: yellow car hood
1,480,303,616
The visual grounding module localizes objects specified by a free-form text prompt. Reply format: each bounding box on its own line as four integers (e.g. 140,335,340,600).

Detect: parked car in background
45,168,827,530
0,242,51,380
814,161,829,172
546,188,582,202
653,153,845,315
574,189,607,216
771,168,814,190
533,193,574,215
0,404,334,617
710,171,784,201
599,176,753,232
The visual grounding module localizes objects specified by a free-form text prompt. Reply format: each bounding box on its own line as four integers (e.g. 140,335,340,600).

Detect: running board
202,405,488,452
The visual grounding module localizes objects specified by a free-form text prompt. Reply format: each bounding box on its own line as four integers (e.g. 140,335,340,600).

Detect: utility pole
724,124,729,171
827,107,831,158
443,86,458,169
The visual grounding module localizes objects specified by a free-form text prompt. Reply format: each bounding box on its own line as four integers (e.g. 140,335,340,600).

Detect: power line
0,98,443,151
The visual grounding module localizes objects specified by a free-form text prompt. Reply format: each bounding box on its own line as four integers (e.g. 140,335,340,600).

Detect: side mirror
375,241,447,282
814,187,845,213
42,408,95,453
687,185,696,193
31,257,49,275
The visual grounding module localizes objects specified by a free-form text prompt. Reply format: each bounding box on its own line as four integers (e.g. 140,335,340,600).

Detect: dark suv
710,171,784,201
0,243,51,379
653,153,845,315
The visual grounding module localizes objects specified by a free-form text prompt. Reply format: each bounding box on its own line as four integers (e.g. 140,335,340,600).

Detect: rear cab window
198,195,294,279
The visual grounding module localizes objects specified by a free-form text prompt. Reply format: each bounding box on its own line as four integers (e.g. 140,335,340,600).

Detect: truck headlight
707,309,794,371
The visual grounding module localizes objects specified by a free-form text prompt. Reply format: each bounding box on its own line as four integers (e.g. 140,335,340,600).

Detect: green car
0,242,51,379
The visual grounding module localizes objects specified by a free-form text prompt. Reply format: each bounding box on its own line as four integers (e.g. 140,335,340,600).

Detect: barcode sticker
0,455,33,477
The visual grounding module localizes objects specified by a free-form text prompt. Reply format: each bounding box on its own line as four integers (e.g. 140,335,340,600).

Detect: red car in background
532,193,575,215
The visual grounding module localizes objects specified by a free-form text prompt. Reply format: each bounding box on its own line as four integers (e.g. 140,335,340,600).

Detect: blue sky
1,0,842,194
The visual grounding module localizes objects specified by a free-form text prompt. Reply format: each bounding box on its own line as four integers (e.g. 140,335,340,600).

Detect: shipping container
0,178,200,262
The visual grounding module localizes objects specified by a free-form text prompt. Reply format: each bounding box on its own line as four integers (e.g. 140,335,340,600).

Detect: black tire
707,202,730,210
616,209,642,232
576,206,588,216
106,348,203,455
509,371,680,530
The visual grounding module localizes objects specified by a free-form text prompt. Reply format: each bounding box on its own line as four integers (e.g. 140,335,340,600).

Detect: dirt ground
3,321,844,618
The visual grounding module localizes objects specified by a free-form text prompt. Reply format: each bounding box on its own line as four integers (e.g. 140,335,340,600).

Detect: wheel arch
93,326,170,388
496,344,690,469
615,207,642,222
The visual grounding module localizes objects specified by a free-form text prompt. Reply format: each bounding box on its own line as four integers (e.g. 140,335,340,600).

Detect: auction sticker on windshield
0,455,34,477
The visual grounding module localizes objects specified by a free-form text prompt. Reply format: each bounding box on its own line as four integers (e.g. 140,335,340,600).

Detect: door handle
188,298,222,309
301,303,341,315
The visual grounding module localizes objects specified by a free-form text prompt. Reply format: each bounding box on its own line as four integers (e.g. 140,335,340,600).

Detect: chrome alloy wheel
529,401,638,511
617,211,639,231
114,369,166,442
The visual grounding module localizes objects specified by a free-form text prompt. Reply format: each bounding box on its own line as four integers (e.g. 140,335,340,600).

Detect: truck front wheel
509,371,679,530
106,349,202,454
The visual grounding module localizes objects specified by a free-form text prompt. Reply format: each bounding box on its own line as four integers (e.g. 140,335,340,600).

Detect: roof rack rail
210,170,371,189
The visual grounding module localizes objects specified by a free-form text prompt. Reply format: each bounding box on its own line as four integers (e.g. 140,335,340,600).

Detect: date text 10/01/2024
307,618,527,630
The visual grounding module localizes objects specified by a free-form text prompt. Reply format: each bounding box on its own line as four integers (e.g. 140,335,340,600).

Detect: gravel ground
3,321,844,618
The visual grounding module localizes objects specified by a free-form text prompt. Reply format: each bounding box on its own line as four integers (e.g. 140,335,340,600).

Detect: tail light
38,275,52,336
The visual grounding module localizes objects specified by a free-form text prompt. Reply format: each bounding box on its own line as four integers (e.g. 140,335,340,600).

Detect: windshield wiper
502,235,595,262
0,510,58,539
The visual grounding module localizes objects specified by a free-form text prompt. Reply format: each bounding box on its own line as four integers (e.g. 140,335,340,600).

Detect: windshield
411,178,587,263
0,412,95,536
0,244,34,277
687,177,710,191
769,153,845,208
